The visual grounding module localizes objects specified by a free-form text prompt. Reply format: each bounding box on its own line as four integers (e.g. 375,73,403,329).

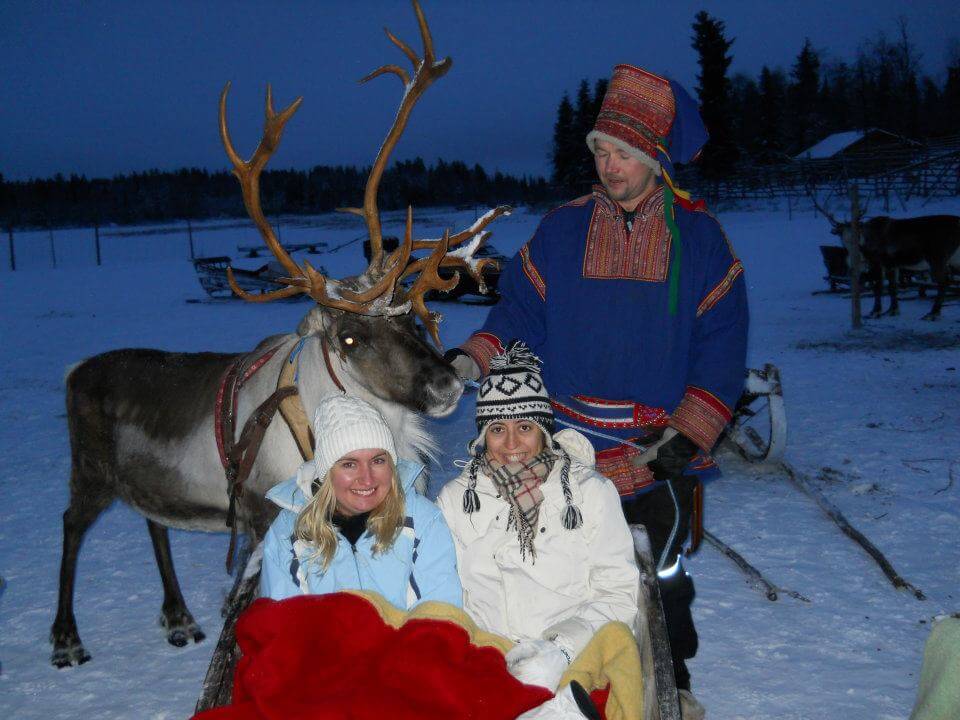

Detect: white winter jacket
437,428,640,658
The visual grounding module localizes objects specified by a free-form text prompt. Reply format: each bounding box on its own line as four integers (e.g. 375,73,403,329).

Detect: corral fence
676,134,960,214
1,214,367,273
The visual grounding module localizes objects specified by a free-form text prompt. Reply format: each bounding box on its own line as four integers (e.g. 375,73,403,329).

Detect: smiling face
483,419,546,465
593,138,658,211
329,448,395,516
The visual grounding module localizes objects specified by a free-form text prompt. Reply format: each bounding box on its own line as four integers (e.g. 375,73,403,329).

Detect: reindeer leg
147,519,205,647
883,266,899,316
922,268,948,321
50,488,114,668
868,264,884,318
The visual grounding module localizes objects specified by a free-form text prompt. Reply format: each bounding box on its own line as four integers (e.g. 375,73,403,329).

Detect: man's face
593,138,657,211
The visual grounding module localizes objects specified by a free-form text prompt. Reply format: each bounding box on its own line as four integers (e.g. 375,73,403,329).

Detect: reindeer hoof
51,642,91,668
921,313,939,321
159,612,205,647
164,624,206,647
50,625,92,668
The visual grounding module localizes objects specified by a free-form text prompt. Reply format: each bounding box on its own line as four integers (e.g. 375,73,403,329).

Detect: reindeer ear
297,307,329,337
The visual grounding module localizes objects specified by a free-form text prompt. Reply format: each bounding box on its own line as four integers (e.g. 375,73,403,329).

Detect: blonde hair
294,457,405,570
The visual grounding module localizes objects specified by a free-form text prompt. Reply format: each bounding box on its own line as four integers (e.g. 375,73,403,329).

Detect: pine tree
691,11,738,176
787,39,822,154
891,18,921,137
820,62,853,136
592,78,609,119
943,51,960,137
756,66,786,162
572,79,596,191
551,92,575,190
730,73,759,160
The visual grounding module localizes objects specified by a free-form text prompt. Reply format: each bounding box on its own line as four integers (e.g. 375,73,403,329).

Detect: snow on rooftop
795,130,865,160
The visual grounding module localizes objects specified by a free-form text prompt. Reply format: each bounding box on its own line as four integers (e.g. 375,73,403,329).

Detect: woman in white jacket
437,341,640,699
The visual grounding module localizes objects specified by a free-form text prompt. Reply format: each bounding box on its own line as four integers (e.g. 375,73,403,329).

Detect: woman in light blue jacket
260,394,461,610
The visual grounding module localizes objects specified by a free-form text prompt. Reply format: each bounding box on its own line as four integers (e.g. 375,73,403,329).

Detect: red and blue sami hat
585,64,708,181
586,64,710,315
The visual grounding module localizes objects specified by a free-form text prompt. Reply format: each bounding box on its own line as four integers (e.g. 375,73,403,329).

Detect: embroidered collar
591,183,665,221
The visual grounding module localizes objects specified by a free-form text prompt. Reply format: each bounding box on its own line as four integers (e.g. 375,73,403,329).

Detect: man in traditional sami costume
447,64,749,694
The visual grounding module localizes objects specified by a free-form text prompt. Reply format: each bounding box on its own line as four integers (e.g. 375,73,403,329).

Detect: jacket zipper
350,543,363,590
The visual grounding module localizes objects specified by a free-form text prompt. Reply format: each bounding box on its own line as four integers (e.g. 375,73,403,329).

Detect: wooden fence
677,135,960,210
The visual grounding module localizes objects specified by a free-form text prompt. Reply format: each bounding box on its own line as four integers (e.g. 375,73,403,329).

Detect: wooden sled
195,524,683,719
722,364,787,464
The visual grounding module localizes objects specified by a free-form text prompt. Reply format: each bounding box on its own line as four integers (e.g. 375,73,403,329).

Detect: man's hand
443,348,481,382
505,639,569,691
630,427,700,481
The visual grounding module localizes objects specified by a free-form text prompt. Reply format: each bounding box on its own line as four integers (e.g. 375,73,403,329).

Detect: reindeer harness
215,335,346,572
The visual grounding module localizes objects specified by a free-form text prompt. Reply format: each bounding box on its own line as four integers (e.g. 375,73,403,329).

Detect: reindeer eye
343,336,356,347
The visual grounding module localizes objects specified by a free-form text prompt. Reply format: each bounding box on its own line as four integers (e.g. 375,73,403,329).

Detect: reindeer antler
806,184,842,228
336,0,450,273
219,0,509,345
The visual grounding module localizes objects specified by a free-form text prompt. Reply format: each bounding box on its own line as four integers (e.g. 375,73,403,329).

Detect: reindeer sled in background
813,193,960,320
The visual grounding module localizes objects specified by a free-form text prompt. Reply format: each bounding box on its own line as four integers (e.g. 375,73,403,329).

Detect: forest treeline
552,15,960,188
0,159,551,230
4,15,958,227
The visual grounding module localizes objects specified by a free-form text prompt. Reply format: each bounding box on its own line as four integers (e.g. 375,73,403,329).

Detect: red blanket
194,593,553,720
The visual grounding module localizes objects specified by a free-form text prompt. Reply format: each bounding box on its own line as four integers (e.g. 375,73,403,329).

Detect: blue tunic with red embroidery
462,185,748,495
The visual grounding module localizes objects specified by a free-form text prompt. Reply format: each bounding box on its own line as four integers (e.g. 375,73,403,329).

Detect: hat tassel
463,486,480,514
463,456,481,514
558,452,583,530
562,504,583,530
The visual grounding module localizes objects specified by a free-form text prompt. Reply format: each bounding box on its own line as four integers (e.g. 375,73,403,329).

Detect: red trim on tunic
669,385,732,452
595,443,656,497
674,194,707,212
594,435,717,498
551,397,669,430
460,332,504,377
519,244,546,301
696,260,744,317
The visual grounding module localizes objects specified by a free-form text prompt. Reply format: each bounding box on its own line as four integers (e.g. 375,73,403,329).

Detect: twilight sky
1,0,956,182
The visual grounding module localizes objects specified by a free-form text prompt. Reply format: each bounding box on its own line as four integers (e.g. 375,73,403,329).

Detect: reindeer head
811,191,860,251
220,0,502,416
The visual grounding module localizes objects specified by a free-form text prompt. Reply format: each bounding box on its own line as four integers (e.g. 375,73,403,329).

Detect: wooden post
187,219,195,260
49,226,57,269
849,184,862,329
94,224,102,266
7,226,14,271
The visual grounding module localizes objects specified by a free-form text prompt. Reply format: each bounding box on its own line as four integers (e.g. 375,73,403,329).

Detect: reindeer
50,0,507,668
814,196,960,320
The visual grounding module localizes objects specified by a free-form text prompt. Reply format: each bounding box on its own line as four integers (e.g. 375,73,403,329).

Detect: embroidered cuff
669,386,732,452
460,332,504,377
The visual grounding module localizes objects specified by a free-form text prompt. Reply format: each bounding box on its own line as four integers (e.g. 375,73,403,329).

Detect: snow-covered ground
1,200,958,719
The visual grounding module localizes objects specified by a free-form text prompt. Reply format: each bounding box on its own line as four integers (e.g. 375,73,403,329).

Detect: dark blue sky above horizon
2,0,957,183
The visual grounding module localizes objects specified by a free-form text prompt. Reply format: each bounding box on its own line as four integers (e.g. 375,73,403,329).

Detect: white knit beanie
305,395,397,495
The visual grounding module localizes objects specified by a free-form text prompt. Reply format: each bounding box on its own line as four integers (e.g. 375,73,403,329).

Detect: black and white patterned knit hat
468,340,554,455
462,340,582,530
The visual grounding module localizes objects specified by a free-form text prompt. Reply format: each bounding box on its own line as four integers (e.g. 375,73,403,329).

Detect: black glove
443,348,481,381
648,431,700,482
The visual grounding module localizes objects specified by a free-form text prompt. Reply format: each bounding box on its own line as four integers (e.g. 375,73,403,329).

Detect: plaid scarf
483,449,556,562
